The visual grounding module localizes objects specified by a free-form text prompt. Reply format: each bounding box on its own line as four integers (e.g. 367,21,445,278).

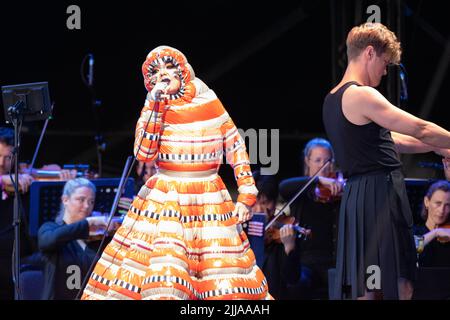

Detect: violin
314,171,345,203
22,163,95,180
87,214,124,242
265,213,312,245
86,196,132,242
3,163,96,195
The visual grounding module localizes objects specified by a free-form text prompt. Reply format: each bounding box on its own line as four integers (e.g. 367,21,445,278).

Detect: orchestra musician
413,180,450,268
277,138,343,299
0,126,78,299
38,178,120,300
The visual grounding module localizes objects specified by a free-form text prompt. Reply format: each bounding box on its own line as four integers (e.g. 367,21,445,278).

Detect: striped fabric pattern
82,47,269,300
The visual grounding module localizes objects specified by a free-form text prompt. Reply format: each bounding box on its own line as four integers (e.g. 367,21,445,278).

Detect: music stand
2,82,52,123
1,81,52,300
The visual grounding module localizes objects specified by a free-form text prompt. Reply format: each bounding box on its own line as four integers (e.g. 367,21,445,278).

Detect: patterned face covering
142,46,195,101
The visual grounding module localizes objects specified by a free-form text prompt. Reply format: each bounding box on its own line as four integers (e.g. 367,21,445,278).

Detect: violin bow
76,155,134,300
265,160,331,231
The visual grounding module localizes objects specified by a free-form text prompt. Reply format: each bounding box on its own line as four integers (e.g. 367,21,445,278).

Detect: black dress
323,81,416,300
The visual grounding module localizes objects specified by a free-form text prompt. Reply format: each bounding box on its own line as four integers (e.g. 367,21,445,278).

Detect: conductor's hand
435,149,450,158
232,202,252,223
318,176,344,196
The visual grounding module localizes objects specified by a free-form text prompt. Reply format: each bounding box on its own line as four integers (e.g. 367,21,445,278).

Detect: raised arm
345,85,450,155
391,131,436,154
134,93,166,162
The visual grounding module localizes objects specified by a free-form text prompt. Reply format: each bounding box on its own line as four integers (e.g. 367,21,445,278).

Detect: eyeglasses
308,157,332,165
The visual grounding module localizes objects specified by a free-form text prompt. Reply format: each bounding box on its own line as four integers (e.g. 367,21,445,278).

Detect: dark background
1,0,449,186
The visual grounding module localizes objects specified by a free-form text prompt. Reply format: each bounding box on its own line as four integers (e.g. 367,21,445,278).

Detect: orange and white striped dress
82,46,270,300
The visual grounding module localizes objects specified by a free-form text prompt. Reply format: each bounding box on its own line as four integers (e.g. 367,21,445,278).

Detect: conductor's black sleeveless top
322,81,401,178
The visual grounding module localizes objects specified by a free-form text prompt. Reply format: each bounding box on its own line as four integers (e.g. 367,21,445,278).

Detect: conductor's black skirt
331,168,416,300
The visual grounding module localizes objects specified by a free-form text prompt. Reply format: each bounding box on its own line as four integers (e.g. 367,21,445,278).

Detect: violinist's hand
1,173,34,193
232,202,252,223
110,218,122,233
58,169,77,181
434,228,450,242
280,224,297,255
86,216,108,236
41,164,61,171
443,158,450,181
318,176,344,196
105,217,122,233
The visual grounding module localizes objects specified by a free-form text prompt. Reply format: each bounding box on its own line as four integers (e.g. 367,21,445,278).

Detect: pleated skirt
331,168,416,300
81,171,270,300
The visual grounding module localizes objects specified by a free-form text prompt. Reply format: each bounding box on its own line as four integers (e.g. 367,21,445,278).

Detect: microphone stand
82,53,105,177
6,101,25,300
12,118,21,300
8,102,54,300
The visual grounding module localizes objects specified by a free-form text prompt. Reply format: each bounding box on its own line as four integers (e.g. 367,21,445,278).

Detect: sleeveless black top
322,81,401,178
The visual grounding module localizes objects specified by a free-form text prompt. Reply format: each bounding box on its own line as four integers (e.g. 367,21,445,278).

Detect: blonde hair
56,178,96,224
302,138,335,176
346,22,402,65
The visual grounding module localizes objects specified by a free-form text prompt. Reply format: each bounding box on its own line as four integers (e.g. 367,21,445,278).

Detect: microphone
399,63,408,101
151,82,168,100
88,54,94,87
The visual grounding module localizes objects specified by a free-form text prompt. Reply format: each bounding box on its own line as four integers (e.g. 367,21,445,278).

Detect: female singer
82,46,269,300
